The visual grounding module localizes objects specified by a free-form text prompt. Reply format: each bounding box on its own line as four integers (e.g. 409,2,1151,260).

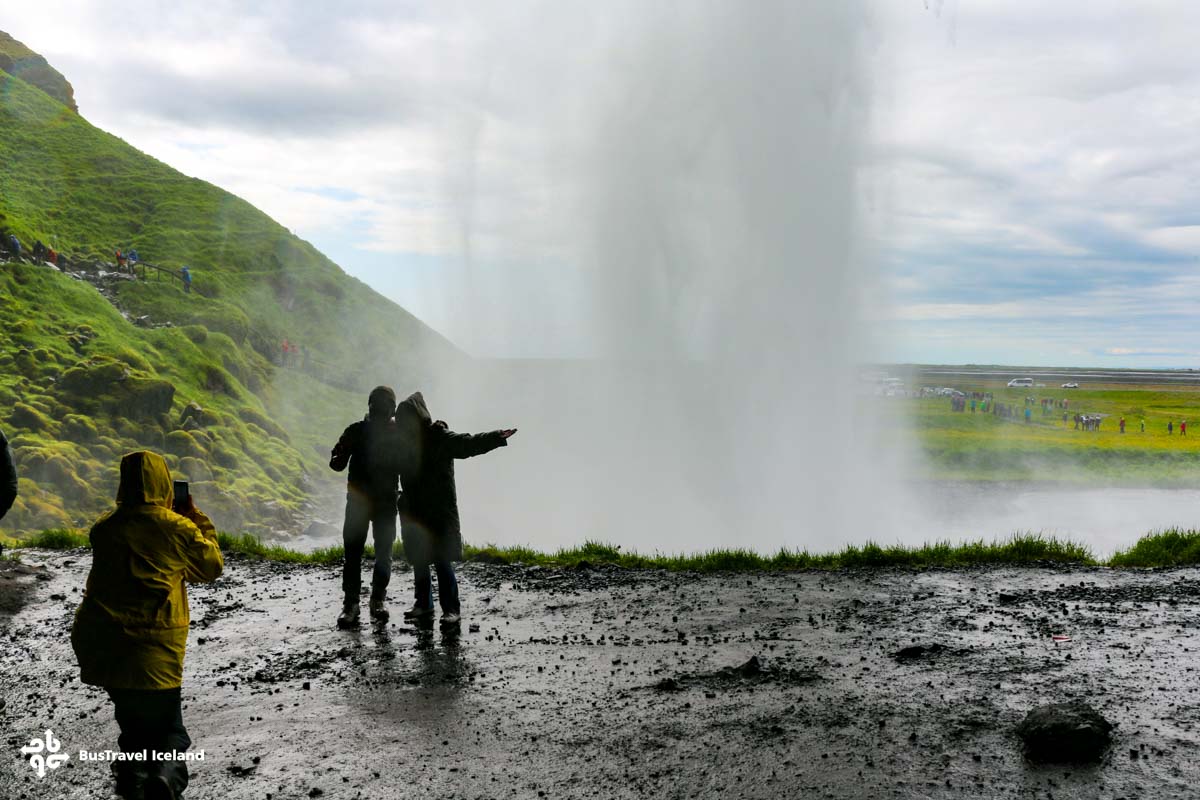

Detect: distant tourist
1141,419,1145,433
0,427,16,521
71,451,223,799
1168,421,1174,435
396,391,516,628
180,265,192,293
115,249,126,271
1182,420,1188,437
1024,407,1032,423
8,234,21,259
129,248,139,263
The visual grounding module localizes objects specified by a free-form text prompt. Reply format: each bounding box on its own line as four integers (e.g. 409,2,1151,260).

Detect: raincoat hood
116,451,174,508
397,391,432,426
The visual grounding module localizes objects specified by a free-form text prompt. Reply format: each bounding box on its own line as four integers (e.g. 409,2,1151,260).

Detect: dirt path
3,551,1199,799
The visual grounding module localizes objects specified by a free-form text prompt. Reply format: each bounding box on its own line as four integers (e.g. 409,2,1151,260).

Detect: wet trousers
342,491,397,602
413,559,460,614
106,687,191,794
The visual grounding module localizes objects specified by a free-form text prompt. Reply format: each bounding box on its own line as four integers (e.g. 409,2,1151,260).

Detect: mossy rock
11,402,56,432
34,456,91,504
9,494,73,530
110,378,176,419
210,444,239,469
59,361,131,395
237,407,289,442
182,325,209,344
61,414,99,443
177,457,213,482
135,424,166,450
178,402,221,428
164,430,207,459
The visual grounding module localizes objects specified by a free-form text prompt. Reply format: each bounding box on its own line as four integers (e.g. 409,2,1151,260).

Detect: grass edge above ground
0,530,1128,570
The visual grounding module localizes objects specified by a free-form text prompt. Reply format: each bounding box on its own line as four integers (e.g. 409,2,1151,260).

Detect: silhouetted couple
330,387,515,628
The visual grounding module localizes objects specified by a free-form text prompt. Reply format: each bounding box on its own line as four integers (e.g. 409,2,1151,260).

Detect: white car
1061,382,1079,389
1007,378,1034,388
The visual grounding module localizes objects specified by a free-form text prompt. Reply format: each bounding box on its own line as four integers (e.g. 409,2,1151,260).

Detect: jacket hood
396,391,432,426
116,451,174,508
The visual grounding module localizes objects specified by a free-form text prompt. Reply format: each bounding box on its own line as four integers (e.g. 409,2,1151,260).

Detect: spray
419,1,912,555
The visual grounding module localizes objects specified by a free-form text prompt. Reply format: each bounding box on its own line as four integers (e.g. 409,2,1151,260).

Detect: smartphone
173,480,190,508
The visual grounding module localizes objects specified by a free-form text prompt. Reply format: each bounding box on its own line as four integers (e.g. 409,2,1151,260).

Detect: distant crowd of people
3,231,197,295
279,338,310,368
943,387,1193,439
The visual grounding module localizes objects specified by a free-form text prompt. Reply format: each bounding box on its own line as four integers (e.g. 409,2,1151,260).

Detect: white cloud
5,2,1200,361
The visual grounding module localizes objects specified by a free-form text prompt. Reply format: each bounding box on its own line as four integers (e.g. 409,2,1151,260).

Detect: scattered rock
893,643,948,661
1015,701,1113,763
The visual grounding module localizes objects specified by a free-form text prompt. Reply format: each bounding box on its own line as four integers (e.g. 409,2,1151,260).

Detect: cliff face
0,30,77,112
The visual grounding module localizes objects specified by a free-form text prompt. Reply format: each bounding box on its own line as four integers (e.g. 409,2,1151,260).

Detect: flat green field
908,381,1200,485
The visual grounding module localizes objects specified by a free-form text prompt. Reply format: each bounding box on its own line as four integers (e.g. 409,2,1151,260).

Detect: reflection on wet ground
4,551,1200,798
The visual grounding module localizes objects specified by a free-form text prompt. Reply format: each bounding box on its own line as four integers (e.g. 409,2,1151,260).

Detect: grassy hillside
0,46,461,536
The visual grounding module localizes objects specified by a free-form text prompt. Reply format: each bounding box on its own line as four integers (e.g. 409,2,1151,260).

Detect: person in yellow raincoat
71,451,223,800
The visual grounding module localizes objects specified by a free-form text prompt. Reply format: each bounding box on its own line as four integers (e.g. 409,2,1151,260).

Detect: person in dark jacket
395,392,515,626
330,386,404,627
0,428,16,521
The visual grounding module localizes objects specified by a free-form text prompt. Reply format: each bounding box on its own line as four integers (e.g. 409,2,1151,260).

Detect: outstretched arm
438,426,517,459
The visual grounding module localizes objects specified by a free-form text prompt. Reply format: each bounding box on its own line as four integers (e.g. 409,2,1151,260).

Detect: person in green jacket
71,451,223,800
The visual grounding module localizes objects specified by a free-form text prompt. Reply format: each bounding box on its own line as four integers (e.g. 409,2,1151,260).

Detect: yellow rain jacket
71,451,224,690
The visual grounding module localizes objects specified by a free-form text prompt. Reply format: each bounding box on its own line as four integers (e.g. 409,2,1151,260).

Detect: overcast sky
5,1,1200,366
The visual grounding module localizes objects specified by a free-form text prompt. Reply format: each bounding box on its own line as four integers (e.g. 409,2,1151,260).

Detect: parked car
1061,382,1079,389
1007,378,1034,388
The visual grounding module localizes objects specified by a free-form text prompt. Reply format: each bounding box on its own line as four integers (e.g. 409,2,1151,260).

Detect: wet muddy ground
3,551,1200,799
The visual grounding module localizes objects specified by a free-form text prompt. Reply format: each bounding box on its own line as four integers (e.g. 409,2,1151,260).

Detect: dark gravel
3,552,1200,798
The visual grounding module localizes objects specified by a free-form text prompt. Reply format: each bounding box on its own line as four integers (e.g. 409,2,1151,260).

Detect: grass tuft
20,528,90,549
28,529,1200,570
1108,529,1200,568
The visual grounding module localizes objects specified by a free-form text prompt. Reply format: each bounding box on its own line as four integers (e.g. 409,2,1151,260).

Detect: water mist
419,1,910,555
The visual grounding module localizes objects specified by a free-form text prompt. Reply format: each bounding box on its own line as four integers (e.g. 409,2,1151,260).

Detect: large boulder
59,361,130,395
119,378,175,419
1016,701,1113,763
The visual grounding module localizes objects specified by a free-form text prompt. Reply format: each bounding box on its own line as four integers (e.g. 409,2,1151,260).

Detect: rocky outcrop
0,31,77,112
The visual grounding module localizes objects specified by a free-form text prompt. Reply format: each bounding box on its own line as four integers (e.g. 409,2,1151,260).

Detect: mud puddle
3,552,1200,798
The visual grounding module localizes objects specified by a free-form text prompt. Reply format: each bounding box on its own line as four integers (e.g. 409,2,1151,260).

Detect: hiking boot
440,612,461,626
336,601,360,629
369,598,389,622
143,775,176,800
403,604,434,620
111,762,147,799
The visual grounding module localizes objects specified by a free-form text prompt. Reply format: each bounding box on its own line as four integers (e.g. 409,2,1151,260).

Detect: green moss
164,429,206,458
11,401,55,432
182,324,209,343
61,413,99,442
